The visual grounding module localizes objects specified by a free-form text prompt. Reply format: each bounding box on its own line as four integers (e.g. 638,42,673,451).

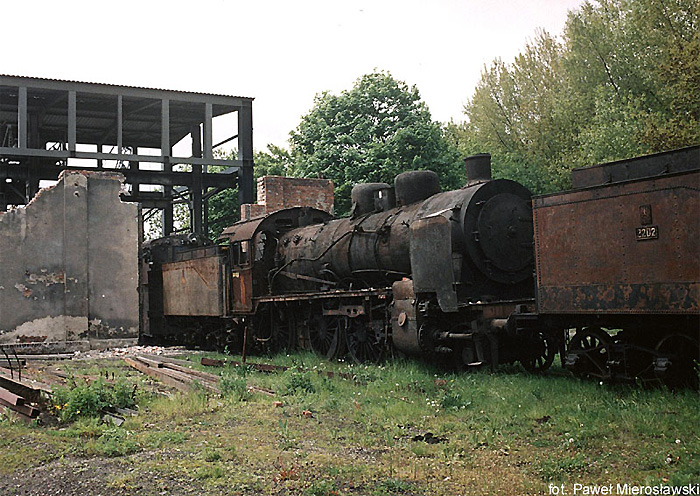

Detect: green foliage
457,0,700,193
283,370,316,396
290,70,463,216
95,427,139,457
373,478,416,495
207,184,239,241
219,373,250,401
51,378,136,422
305,480,338,496
439,389,471,411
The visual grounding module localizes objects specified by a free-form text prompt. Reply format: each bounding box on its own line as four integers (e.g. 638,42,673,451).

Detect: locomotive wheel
654,334,699,389
252,306,279,355
309,314,345,360
520,331,556,373
346,317,384,364
567,327,612,379
270,308,296,353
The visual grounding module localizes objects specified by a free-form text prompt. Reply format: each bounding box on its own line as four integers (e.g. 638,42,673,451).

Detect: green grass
1,351,698,495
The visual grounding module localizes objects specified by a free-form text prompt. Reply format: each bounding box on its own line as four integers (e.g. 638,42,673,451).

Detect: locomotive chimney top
465,153,492,181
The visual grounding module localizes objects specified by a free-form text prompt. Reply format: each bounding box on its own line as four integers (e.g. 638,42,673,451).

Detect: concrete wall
240,176,334,221
0,171,139,352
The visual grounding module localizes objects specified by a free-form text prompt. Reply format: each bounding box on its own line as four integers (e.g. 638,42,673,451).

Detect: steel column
238,102,254,204
68,91,76,152
191,124,203,235
18,87,27,149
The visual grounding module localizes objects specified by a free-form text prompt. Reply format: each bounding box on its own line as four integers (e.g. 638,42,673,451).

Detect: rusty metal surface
220,207,332,242
571,145,699,189
254,288,389,304
390,280,422,355
232,268,254,313
274,178,533,296
162,256,228,316
534,169,700,315
410,216,458,312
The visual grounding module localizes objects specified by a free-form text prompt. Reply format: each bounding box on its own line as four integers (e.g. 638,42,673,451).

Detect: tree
456,0,699,193
460,31,576,193
289,71,463,215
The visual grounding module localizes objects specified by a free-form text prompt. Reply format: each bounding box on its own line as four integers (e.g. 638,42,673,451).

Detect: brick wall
240,176,334,220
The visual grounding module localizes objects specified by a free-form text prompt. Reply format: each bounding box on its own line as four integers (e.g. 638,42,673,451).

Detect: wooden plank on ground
0,359,26,368
124,357,221,394
0,386,25,406
0,398,39,418
0,369,49,403
123,357,192,393
140,355,221,383
134,356,220,393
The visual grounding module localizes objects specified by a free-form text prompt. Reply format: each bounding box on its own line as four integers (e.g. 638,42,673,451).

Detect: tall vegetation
288,71,462,215
453,0,700,193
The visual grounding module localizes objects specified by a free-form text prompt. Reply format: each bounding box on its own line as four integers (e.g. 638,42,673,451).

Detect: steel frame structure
0,75,254,236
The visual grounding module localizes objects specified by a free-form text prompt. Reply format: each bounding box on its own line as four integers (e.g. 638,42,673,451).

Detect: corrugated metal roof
0,74,254,102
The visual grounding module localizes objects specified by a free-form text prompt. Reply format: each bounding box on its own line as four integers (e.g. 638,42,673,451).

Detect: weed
277,419,298,451
219,373,250,401
373,478,416,495
284,370,316,395
144,430,188,448
51,378,136,422
534,452,589,481
202,448,222,462
94,427,139,457
305,479,338,496
439,390,471,411
194,463,227,480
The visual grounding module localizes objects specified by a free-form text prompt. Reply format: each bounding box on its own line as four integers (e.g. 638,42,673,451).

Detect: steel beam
0,162,238,188
161,99,170,156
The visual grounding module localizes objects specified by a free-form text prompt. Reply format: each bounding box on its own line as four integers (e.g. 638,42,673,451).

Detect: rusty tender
142,146,700,387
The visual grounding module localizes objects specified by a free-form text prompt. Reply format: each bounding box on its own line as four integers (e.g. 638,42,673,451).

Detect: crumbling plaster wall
0,171,139,352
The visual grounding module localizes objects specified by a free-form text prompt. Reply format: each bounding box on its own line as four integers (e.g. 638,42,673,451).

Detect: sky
4,0,585,152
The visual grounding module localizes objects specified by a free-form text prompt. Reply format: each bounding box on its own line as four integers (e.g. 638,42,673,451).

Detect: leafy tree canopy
455,0,699,194
289,71,463,215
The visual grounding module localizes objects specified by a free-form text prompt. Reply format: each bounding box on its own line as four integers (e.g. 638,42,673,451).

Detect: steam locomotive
142,146,699,386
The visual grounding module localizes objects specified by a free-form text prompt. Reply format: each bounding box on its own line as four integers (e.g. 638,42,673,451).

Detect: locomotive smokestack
465,153,492,181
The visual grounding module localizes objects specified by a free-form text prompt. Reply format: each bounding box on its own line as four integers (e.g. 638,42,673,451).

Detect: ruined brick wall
0,171,139,352
240,176,334,220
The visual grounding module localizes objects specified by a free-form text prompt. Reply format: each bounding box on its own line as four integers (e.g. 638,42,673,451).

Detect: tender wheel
309,314,345,360
346,317,385,364
654,334,699,389
566,327,612,379
520,331,557,373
